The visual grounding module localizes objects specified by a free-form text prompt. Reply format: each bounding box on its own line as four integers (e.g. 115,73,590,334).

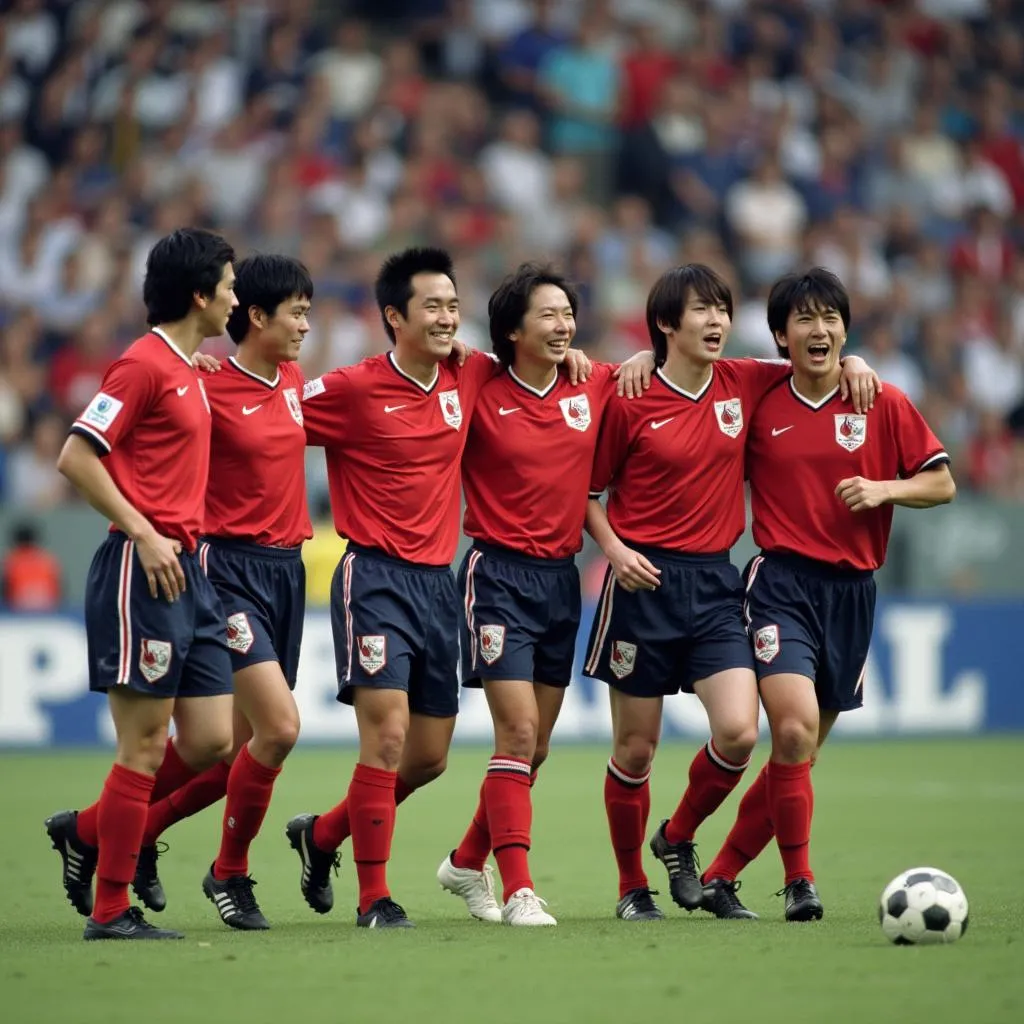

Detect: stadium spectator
1,521,62,611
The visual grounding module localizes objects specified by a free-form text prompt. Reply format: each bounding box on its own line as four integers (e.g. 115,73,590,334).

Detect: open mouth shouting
703,332,723,353
807,342,831,365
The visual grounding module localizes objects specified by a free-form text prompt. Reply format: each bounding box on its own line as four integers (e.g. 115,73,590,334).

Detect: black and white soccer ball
879,867,969,945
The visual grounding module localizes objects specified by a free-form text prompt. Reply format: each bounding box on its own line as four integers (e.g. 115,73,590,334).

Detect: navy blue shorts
458,541,581,688
583,546,753,697
743,552,876,712
85,532,232,699
199,537,306,689
330,544,460,717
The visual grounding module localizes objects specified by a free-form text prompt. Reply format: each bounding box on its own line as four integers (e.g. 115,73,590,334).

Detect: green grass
1,739,1022,1024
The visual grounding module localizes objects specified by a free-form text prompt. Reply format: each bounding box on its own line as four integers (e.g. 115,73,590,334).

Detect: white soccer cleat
437,853,502,923
501,888,557,927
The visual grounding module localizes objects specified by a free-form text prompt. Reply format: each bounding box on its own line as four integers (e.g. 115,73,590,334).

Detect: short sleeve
889,390,949,478
70,357,159,455
589,395,633,497
729,358,791,411
301,368,352,447
456,348,503,397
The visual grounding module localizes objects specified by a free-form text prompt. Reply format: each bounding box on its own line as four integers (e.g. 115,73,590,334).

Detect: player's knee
404,753,447,789
771,717,816,762
369,725,407,769
615,735,657,776
258,715,300,764
495,718,538,761
713,722,759,762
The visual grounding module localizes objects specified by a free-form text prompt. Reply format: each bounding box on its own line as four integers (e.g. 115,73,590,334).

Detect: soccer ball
878,867,969,945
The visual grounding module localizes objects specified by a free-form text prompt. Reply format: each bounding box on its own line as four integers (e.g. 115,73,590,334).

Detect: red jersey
71,329,211,551
463,362,617,559
302,349,498,565
590,360,790,553
202,357,312,548
747,378,949,571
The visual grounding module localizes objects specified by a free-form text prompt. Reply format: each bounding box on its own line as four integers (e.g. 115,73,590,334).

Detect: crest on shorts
753,624,780,665
559,394,591,432
714,398,743,438
139,638,172,684
357,635,387,675
226,612,255,655
834,413,866,451
609,640,637,680
439,389,462,429
283,387,303,426
479,624,505,665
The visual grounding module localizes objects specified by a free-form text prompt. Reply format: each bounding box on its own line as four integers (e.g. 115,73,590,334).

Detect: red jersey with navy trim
747,378,949,570
70,329,211,551
202,357,312,548
590,359,790,553
463,362,617,558
302,349,499,565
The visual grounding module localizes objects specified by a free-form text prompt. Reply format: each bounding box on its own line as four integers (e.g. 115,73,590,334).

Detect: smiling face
199,261,238,338
510,283,576,371
661,288,731,366
256,293,311,365
776,300,847,383
388,271,459,362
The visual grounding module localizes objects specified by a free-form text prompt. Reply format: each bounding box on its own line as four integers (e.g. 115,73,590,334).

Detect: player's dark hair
375,246,456,344
646,264,733,366
143,228,235,326
766,268,851,359
488,263,579,368
226,254,314,344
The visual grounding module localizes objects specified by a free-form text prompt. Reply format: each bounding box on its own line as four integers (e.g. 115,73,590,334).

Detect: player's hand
614,351,655,398
836,476,890,512
839,355,881,413
193,352,222,373
564,348,592,384
135,529,187,602
451,338,469,366
608,542,661,591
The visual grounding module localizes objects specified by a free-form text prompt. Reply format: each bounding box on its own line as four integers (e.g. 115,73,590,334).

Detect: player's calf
202,866,269,930
286,813,340,914
45,810,98,917
132,843,167,912
649,819,703,910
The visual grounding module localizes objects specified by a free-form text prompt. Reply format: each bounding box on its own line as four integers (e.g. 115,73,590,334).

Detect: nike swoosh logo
176,386,189,397
771,426,794,436
650,418,675,430
384,404,407,413
242,405,262,416
498,407,521,416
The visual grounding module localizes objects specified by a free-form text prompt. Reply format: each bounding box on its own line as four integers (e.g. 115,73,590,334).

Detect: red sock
213,745,281,879
452,779,490,871
604,759,651,899
143,761,230,846
768,760,814,884
313,775,414,853
76,802,99,848
664,739,750,844
704,762,774,882
483,756,533,901
92,765,155,923
347,763,397,913
149,740,198,803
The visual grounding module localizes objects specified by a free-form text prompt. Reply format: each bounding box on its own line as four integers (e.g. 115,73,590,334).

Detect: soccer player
127,254,314,930
285,247,593,928
44,228,238,940
699,268,954,922
583,264,877,922
437,264,622,927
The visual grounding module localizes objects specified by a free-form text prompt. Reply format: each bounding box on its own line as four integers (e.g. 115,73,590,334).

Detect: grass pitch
1,738,1021,1024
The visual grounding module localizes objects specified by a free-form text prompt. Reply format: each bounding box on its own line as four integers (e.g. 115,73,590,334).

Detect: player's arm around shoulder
835,387,956,513
300,364,355,447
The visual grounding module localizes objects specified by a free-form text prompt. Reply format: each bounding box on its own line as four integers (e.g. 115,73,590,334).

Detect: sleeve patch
79,392,124,433
302,377,326,400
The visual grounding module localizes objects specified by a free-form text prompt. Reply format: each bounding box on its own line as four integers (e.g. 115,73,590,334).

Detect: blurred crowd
1,0,1023,516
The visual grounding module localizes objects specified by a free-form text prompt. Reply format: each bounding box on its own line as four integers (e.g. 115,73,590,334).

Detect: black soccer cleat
45,810,97,916
649,819,703,910
286,813,340,914
700,878,759,920
779,878,824,922
356,897,415,929
615,887,666,922
83,906,184,941
132,842,167,912
202,866,270,930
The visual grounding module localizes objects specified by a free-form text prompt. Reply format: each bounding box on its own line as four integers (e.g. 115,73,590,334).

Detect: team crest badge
283,387,303,426
714,398,743,438
753,624,780,665
559,394,591,432
609,640,637,680
226,612,255,654
357,635,387,676
439,389,462,429
835,414,867,451
479,625,505,665
139,638,172,684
